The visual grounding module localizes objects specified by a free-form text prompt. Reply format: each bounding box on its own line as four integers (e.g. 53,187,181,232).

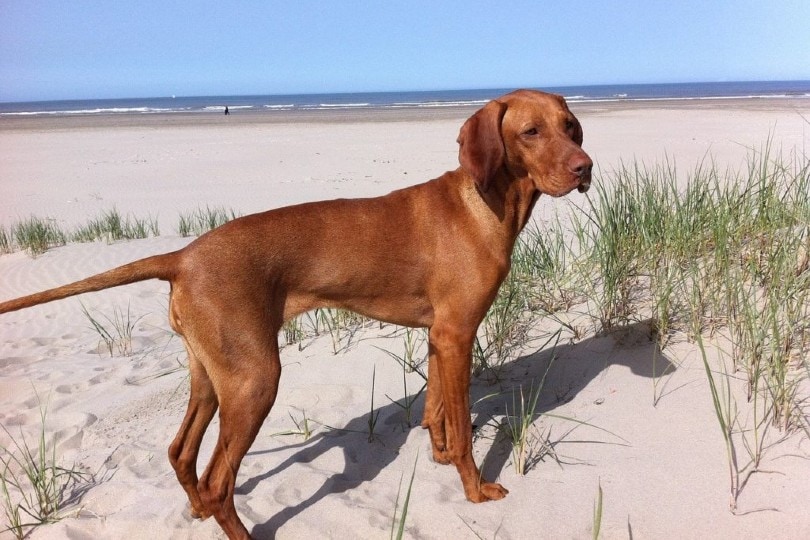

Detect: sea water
1,80,809,116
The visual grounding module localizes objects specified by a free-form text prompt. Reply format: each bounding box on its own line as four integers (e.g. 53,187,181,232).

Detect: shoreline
1,97,808,131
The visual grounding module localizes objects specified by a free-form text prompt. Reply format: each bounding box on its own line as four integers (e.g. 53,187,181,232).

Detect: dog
0,89,592,539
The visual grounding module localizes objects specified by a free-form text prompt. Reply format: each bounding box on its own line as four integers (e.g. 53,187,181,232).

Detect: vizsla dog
0,90,592,539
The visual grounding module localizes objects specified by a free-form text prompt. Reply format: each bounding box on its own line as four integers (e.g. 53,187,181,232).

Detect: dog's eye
522,127,538,137
565,119,575,132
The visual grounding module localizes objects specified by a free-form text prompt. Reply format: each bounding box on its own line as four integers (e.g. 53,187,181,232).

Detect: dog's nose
570,153,593,192
570,154,593,178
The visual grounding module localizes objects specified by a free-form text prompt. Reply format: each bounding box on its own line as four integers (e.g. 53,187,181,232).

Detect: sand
1,98,809,539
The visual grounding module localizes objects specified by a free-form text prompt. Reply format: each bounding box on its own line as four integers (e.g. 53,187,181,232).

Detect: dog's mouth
570,151,593,194
577,179,591,193
563,172,592,195
530,171,591,197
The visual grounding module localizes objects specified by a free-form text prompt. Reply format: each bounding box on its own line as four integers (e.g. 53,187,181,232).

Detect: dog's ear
554,93,583,146
457,100,507,192
571,115,584,146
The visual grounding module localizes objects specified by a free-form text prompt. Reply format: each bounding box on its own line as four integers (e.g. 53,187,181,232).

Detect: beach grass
177,205,239,237
521,142,807,506
80,302,142,357
695,333,740,512
0,227,11,254
12,216,67,255
0,205,236,254
592,478,604,540
367,365,381,442
390,454,418,540
385,358,427,428
502,382,543,475
71,207,159,243
460,143,804,454
0,392,92,539
271,409,316,441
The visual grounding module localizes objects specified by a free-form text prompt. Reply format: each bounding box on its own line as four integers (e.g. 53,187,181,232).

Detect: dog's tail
0,251,180,314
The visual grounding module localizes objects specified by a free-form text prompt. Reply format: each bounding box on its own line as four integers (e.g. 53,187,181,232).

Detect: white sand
1,99,809,539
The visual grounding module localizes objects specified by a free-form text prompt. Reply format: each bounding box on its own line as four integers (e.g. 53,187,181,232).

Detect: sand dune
1,99,809,539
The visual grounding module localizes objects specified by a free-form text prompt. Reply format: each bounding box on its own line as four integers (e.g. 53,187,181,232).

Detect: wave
567,93,810,104
202,105,255,111
391,99,489,108
3,83,808,117
0,106,185,116
308,103,371,108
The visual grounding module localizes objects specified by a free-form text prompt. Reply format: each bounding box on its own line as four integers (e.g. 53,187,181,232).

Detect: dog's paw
431,448,452,465
468,482,509,502
189,504,211,520
481,482,509,500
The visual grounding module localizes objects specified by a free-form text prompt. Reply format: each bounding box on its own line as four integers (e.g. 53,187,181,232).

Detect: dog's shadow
476,320,675,481
246,320,674,539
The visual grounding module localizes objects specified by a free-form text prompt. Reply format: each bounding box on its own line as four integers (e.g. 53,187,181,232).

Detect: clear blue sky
2,0,809,102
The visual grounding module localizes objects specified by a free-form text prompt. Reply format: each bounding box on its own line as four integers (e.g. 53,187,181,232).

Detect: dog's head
457,89,592,197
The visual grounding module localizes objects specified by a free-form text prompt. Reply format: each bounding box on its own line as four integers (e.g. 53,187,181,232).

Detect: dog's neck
480,172,541,242
450,169,540,256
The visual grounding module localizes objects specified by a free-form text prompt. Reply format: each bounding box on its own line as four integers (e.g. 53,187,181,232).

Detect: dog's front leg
422,343,450,464
429,324,508,502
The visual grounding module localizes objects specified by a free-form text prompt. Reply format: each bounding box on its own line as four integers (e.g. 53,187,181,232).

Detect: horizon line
3,78,810,106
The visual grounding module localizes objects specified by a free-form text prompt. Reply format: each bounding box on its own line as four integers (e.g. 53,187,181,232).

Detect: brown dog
0,90,592,539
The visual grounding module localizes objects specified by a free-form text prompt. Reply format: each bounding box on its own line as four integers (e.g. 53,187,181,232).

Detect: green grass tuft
177,205,239,237
12,217,66,255
0,391,92,539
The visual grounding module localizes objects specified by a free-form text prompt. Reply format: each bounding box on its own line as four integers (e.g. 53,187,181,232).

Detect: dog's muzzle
570,153,593,194
577,178,591,193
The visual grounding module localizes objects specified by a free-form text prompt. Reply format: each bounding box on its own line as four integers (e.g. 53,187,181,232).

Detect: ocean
1,80,809,117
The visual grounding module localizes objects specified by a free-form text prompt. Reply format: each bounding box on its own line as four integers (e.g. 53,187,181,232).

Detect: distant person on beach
224,106,229,115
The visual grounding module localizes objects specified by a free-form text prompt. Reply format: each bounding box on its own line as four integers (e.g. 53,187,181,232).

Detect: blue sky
2,1,809,102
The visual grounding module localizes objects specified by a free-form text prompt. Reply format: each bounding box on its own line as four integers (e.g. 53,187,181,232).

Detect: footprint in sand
272,483,305,507
0,412,34,426
89,372,113,385
55,382,91,394
103,445,140,471
29,336,57,347
20,336,73,357
21,396,41,409
271,467,334,508
55,413,98,450
0,356,30,369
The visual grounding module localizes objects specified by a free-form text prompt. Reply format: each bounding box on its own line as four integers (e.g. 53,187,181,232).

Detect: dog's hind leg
196,332,282,540
168,341,219,519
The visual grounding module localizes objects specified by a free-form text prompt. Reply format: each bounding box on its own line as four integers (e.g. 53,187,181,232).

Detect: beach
1,97,809,539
